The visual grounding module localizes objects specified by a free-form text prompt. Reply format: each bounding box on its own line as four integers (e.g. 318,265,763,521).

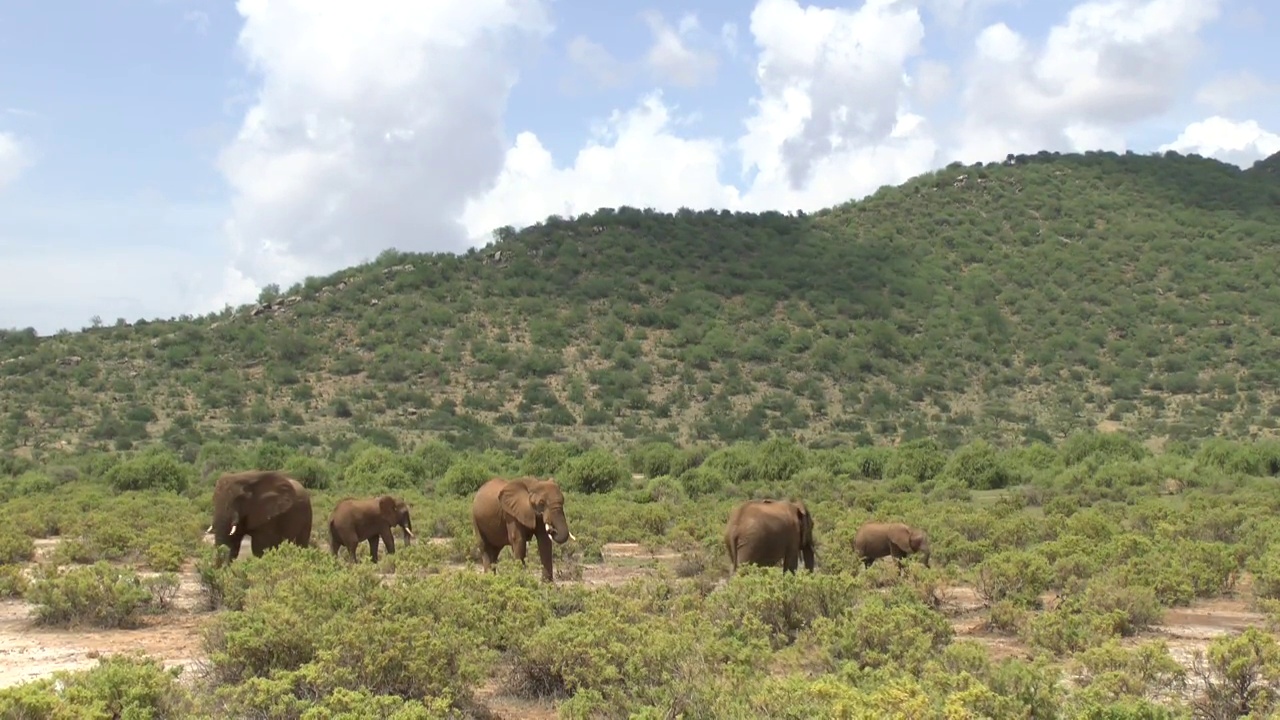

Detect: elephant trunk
400,512,415,544
211,502,240,546
544,508,571,544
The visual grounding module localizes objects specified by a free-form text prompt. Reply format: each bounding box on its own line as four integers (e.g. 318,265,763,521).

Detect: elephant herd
724,498,931,574
202,470,930,580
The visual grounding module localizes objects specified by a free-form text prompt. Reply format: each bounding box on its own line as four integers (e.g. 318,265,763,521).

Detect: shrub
438,459,493,496
104,449,192,493
560,449,627,494
26,562,155,629
0,654,192,718
0,529,34,564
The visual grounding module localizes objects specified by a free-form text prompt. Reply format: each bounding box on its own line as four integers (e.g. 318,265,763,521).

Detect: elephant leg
783,548,799,574
862,556,874,569
510,535,529,569
368,535,380,563
535,532,554,583
345,542,359,563
250,532,276,558
380,528,396,556
481,543,500,573
226,535,245,562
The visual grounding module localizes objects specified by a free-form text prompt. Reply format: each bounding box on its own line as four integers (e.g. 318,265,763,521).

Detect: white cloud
1160,116,1280,168
211,0,552,309
565,36,627,90
953,0,1224,162
463,92,739,236
1195,70,1279,111
201,0,1243,317
742,0,930,190
465,0,939,231
642,11,719,87
0,132,31,190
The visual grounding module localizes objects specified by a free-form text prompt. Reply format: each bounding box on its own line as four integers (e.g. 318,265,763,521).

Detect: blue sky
0,0,1277,335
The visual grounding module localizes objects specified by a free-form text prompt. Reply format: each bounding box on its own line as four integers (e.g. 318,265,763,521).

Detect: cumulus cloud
201,0,1243,314
642,11,719,87
466,0,939,230
462,93,739,236
211,0,552,307
0,132,31,191
742,0,930,191
952,0,1224,162
1160,116,1280,168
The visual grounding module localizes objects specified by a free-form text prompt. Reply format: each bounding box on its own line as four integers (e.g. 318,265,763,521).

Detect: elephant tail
327,519,340,555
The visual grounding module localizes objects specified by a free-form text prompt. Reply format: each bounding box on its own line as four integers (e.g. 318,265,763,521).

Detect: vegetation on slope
3,149,1280,458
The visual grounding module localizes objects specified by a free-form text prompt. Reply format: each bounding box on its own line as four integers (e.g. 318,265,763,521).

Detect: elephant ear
499,482,538,530
378,495,399,524
910,528,928,551
793,502,812,541
243,472,300,528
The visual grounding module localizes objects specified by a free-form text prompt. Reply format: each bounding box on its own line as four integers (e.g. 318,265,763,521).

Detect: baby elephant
853,521,931,571
328,495,415,563
724,498,815,574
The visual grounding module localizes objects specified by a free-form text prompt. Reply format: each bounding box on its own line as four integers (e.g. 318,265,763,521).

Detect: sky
0,0,1278,335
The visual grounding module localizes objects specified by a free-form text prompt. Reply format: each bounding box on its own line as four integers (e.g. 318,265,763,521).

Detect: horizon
1,0,1278,335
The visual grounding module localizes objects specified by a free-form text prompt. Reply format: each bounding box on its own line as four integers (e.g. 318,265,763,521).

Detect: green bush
25,562,156,628
104,449,192,493
560,449,627,494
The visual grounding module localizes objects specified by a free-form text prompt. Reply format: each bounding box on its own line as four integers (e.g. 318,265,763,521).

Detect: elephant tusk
545,523,554,535
569,532,577,541
403,527,415,538
229,524,237,535
204,525,213,535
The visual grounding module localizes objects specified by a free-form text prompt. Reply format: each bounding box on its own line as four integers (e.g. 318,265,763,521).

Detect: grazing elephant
328,495,415,563
471,476,575,583
724,499,815,574
853,521,931,571
205,470,313,565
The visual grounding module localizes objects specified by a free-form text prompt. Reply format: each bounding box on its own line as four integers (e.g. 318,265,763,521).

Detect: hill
3,148,1280,458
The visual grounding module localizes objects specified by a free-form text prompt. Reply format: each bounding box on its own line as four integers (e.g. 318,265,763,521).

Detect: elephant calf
853,521,931,571
724,498,815,574
328,495,415,563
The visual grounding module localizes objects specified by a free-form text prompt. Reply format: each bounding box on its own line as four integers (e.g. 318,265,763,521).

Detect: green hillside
3,148,1280,458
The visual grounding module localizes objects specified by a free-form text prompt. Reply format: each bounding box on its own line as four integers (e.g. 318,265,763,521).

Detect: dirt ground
0,537,1271,717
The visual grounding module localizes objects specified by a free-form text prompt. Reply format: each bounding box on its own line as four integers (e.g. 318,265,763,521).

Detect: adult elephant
328,495,415,563
205,470,313,565
853,521,931,571
471,476,575,583
724,498,815,574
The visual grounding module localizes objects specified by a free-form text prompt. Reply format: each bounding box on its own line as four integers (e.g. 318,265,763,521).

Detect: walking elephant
205,470,313,565
724,498,815,574
328,495,415,563
853,521,931,571
471,476,575,583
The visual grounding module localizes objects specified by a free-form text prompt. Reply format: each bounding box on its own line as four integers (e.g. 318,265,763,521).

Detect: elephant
328,495,415,563
724,498,815,574
205,470,313,565
853,521,931,571
471,476,576,583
